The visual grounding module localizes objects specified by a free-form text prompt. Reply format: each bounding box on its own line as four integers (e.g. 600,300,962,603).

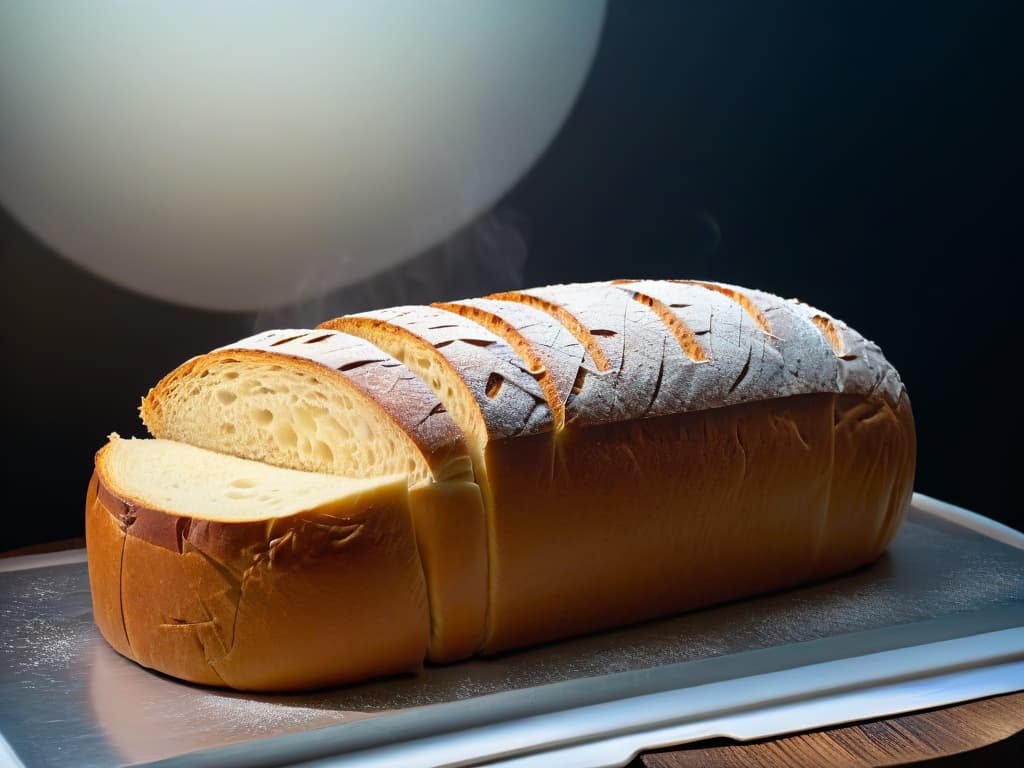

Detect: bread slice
86,435,427,691
141,329,469,483
139,328,487,662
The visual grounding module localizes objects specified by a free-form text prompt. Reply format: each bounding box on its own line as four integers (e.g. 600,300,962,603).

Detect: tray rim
2,492,1022,768
910,492,1024,549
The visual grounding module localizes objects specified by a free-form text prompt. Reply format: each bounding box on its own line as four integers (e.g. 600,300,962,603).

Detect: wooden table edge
636,689,1024,767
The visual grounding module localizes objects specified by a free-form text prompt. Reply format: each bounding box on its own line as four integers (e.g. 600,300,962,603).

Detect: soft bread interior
142,355,433,484
101,434,405,522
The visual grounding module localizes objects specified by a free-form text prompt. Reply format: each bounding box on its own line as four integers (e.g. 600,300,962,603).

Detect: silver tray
1,493,1022,768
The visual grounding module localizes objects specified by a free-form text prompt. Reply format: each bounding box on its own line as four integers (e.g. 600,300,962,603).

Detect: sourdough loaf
86,278,916,691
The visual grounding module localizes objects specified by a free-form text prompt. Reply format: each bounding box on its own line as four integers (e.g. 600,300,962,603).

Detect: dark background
3,1,1021,550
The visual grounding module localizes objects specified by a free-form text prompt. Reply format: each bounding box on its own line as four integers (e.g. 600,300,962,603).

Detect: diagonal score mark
432,301,566,431
269,332,309,347
674,280,774,334
809,313,851,358
613,285,709,363
786,299,855,359
486,291,612,373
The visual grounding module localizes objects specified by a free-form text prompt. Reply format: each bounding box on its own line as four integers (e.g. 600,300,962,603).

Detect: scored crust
489,282,667,426
431,298,590,430
488,279,906,425
319,307,554,451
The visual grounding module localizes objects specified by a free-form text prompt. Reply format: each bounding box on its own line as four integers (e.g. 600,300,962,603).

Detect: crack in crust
642,337,668,418
728,346,754,394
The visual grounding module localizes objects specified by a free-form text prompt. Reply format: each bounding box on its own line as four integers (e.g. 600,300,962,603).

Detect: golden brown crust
88,446,430,691
812,391,917,579
408,481,489,662
481,394,832,651
84,471,132,659
480,391,915,653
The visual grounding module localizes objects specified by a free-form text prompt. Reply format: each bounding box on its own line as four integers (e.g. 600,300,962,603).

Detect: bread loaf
87,278,916,691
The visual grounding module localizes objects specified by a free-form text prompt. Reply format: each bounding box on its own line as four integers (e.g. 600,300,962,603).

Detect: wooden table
6,540,1023,766
632,691,1024,767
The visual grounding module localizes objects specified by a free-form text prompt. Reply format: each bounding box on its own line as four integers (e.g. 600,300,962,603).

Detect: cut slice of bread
86,435,428,691
139,328,487,663
141,329,470,484
100,433,403,521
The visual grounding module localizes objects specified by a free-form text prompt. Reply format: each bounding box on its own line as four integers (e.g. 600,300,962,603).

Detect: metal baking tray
1,493,1022,768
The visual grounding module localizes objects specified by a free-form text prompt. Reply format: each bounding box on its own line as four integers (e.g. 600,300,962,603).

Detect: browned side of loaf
821,392,916,578
481,391,915,653
84,473,132,659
